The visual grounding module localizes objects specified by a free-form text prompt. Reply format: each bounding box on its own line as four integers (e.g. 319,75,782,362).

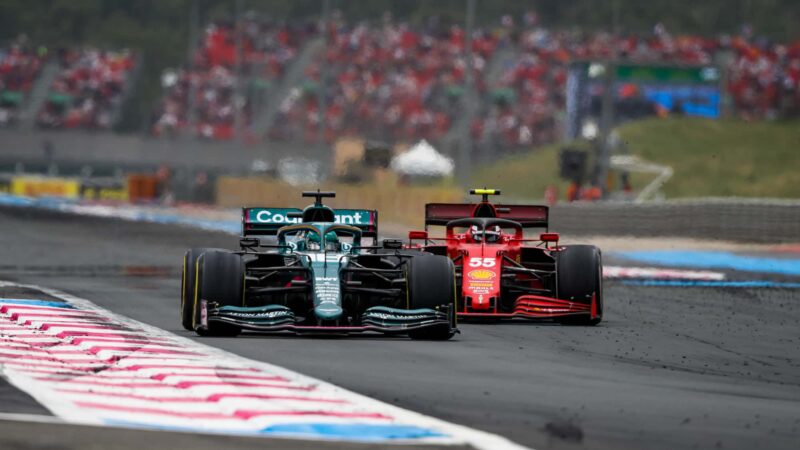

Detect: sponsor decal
315,276,341,303
217,310,291,319
334,211,366,225
468,287,492,295
466,279,494,294
11,176,80,199
253,209,302,224
249,208,372,226
468,269,496,281
80,186,128,201
367,313,434,321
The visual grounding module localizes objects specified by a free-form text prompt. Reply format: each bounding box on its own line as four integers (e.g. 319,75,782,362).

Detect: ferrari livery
408,189,603,325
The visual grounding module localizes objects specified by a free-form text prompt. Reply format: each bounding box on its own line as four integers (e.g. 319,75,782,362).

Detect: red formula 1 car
407,189,603,325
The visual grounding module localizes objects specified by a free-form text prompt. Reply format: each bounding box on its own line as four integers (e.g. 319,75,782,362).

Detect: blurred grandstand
153,13,800,150
267,16,496,144
0,39,45,127
151,15,316,140
0,1,798,205
2,6,798,145
37,48,137,130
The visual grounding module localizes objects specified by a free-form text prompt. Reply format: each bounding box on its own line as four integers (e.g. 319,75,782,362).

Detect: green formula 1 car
181,191,457,340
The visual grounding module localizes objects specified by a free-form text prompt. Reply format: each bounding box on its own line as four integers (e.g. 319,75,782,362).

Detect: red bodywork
409,197,600,321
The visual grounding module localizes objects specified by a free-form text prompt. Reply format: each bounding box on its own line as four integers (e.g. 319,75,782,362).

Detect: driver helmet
469,225,483,243
484,225,502,243
305,231,321,251
324,231,340,251
469,225,502,243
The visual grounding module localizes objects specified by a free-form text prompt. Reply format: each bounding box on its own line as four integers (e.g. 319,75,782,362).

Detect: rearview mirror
382,239,403,249
239,237,259,249
539,232,560,243
408,230,428,241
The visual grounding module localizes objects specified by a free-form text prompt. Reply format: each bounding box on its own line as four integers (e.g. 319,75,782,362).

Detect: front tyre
555,245,603,326
181,247,222,330
193,250,245,337
406,254,457,340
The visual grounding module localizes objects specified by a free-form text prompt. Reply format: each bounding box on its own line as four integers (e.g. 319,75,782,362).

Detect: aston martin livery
181,191,458,339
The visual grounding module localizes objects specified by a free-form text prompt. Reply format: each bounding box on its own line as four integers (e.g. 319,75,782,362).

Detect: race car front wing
458,294,598,320
200,301,455,335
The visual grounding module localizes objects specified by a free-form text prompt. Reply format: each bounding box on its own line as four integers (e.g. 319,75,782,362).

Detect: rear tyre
555,245,603,326
193,250,244,337
181,247,221,331
406,255,457,340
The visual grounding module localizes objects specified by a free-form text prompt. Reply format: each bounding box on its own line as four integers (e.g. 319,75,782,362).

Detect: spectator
269,16,496,144
0,40,45,127
36,48,135,130
152,15,315,140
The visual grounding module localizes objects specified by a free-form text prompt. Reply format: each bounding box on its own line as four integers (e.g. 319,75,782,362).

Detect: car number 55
468,257,496,268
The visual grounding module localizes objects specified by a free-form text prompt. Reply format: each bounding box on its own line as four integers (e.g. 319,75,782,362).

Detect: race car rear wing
242,207,378,237
424,203,549,230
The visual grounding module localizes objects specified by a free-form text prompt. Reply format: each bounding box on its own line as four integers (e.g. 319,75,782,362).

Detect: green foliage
471,118,800,200
470,142,571,200
618,118,800,198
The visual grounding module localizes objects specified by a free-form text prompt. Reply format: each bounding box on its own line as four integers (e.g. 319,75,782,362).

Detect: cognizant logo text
252,210,367,225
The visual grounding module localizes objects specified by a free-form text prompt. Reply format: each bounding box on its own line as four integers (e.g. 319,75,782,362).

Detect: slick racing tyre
406,254,457,340
181,247,223,331
555,245,603,326
193,250,245,337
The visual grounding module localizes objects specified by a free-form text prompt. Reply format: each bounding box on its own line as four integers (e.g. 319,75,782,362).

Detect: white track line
0,281,529,450
603,265,725,281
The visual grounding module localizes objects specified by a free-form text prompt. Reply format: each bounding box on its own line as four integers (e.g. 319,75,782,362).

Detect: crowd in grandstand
268,16,497,143
36,48,136,130
0,42,44,127
262,15,800,148
727,33,800,121
151,16,314,140
477,19,800,149
3,11,800,144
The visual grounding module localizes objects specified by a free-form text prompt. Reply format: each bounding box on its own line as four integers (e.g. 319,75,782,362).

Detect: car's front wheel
406,254,457,340
193,250,245,337
555,245,603,326
181,247,222,331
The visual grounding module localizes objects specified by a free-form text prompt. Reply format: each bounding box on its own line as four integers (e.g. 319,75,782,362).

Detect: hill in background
472,118,800,199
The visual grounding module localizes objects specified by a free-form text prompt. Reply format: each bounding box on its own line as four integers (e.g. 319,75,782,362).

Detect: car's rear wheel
181,247,222,331
555,245,603,326
193,250,244,337
406,254,457,340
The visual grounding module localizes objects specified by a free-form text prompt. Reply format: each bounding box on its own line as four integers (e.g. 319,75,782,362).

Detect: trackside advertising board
11,176,81,198
243,207,378,236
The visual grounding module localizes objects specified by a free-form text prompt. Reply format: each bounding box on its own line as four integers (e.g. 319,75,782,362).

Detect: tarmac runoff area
0,205,798,449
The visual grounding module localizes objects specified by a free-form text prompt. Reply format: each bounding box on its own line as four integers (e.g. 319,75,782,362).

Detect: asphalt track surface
0,206,799,449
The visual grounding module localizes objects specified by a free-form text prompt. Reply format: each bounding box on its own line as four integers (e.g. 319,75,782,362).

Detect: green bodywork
204,196,454,337
277,222,363,322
